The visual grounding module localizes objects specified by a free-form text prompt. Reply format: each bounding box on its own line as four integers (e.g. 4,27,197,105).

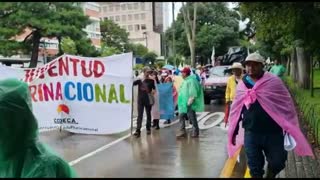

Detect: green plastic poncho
177,75,204,113
0,78,76,178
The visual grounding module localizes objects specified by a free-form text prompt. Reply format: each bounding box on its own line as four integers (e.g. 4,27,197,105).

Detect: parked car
203,65,231,104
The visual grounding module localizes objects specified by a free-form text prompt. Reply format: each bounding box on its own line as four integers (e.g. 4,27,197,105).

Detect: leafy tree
165,2,241,64
100,19,129,52
75,37,100,57
0,2,90,67
239,2,320,89
127,43,148,57
61,37,77,55
143,51,158,65
100,43,121,57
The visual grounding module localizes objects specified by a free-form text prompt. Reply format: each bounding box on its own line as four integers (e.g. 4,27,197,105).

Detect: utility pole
172,2,175,56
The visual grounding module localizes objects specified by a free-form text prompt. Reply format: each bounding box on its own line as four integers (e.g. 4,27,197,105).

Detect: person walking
176,67,204,138
269,58,286,79
133,67,156,137
228,53,314,178
0,78,76,178
224,62,244,126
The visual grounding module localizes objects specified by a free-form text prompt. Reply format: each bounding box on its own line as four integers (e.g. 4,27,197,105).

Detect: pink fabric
151,80,160,119
227,72,314,158
173,85,178,106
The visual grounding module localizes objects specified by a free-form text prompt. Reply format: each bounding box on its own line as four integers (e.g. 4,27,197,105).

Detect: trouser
244,131,287,178
179,106,199,134
137,102,152,131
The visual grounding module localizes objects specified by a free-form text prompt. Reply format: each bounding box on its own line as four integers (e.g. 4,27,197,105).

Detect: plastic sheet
0,78,76,178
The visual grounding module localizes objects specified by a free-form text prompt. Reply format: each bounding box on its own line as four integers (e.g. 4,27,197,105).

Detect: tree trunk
190,42,195,67
286,55,291,76
29,31,41,68
290,47,298,81
57,36,63,56
296,46,310,89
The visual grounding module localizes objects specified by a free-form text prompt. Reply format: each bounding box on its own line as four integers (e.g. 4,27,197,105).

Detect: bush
285,76,320,146
133,64,144,71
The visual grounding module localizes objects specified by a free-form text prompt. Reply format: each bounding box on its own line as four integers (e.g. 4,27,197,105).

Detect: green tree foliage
75,37,100,57
61,37,77,55
143,51,158,65
165,2,240,61
0,2,91,67
100,19,129,52
127,43,149,57
100,43,121,57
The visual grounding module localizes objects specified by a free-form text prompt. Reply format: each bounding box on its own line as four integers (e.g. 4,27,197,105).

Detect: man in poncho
176,67,204,138
228,53,313,178
0,78,76,178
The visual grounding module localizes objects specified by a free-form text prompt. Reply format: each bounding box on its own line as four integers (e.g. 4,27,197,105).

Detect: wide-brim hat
229,62,244,70
245,52,265,64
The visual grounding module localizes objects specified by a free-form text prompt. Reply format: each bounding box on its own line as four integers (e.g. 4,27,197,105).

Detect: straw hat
229,62,244,70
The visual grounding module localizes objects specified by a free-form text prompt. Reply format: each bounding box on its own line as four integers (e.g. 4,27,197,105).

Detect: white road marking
68,111,218,166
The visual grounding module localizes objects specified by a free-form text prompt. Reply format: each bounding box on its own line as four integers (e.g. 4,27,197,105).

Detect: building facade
99,2,164,55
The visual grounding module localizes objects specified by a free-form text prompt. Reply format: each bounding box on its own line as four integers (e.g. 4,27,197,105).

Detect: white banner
0,53,133,135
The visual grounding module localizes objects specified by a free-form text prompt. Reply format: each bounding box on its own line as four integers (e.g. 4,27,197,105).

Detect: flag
157,83,175,120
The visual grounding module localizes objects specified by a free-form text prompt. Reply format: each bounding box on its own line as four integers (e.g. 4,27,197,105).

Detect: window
128,3,133,10
134,3,139,10
140,13,145,20
109,5,113,11
103,6,107,12
122,15,126,21
140,2,145,10
141,24,146,30
104,17,108,21
121,4,126,11
134,24,140,31
128,14,132,21
109,16,114,21
128,25,133,31
134,14,139,20
115,15,120,22
115,4,120,11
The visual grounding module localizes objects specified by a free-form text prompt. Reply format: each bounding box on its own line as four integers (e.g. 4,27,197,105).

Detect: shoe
152,120,156,128
191,133,199,138
176,131,187,138
133,130,141,137
147,129,151,135
164,120,171,124
154,119,160,130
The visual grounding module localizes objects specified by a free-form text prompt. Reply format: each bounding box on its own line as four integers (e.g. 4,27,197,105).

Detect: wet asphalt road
39,87,228,178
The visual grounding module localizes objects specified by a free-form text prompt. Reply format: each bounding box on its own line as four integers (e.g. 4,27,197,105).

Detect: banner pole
130,55,134,136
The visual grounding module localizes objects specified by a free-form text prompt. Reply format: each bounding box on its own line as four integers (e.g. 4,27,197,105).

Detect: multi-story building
99,2,164,56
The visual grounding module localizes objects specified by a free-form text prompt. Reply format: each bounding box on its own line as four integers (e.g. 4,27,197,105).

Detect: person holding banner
176,67,204,138
0,78,76,178
133,67,156,137
150,71,161,130
160,69,177,124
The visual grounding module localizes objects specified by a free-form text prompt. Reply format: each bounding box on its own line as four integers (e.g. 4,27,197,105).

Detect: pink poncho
227,72,314,158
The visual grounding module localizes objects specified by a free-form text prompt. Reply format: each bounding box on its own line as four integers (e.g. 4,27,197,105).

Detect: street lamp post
143,32,148,48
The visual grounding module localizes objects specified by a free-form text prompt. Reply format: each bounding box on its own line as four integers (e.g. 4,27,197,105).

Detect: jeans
137,102,152,131
244,131,287,178
179,106,199,134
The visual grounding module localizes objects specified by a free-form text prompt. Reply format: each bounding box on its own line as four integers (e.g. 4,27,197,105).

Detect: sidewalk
282,125,320,178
